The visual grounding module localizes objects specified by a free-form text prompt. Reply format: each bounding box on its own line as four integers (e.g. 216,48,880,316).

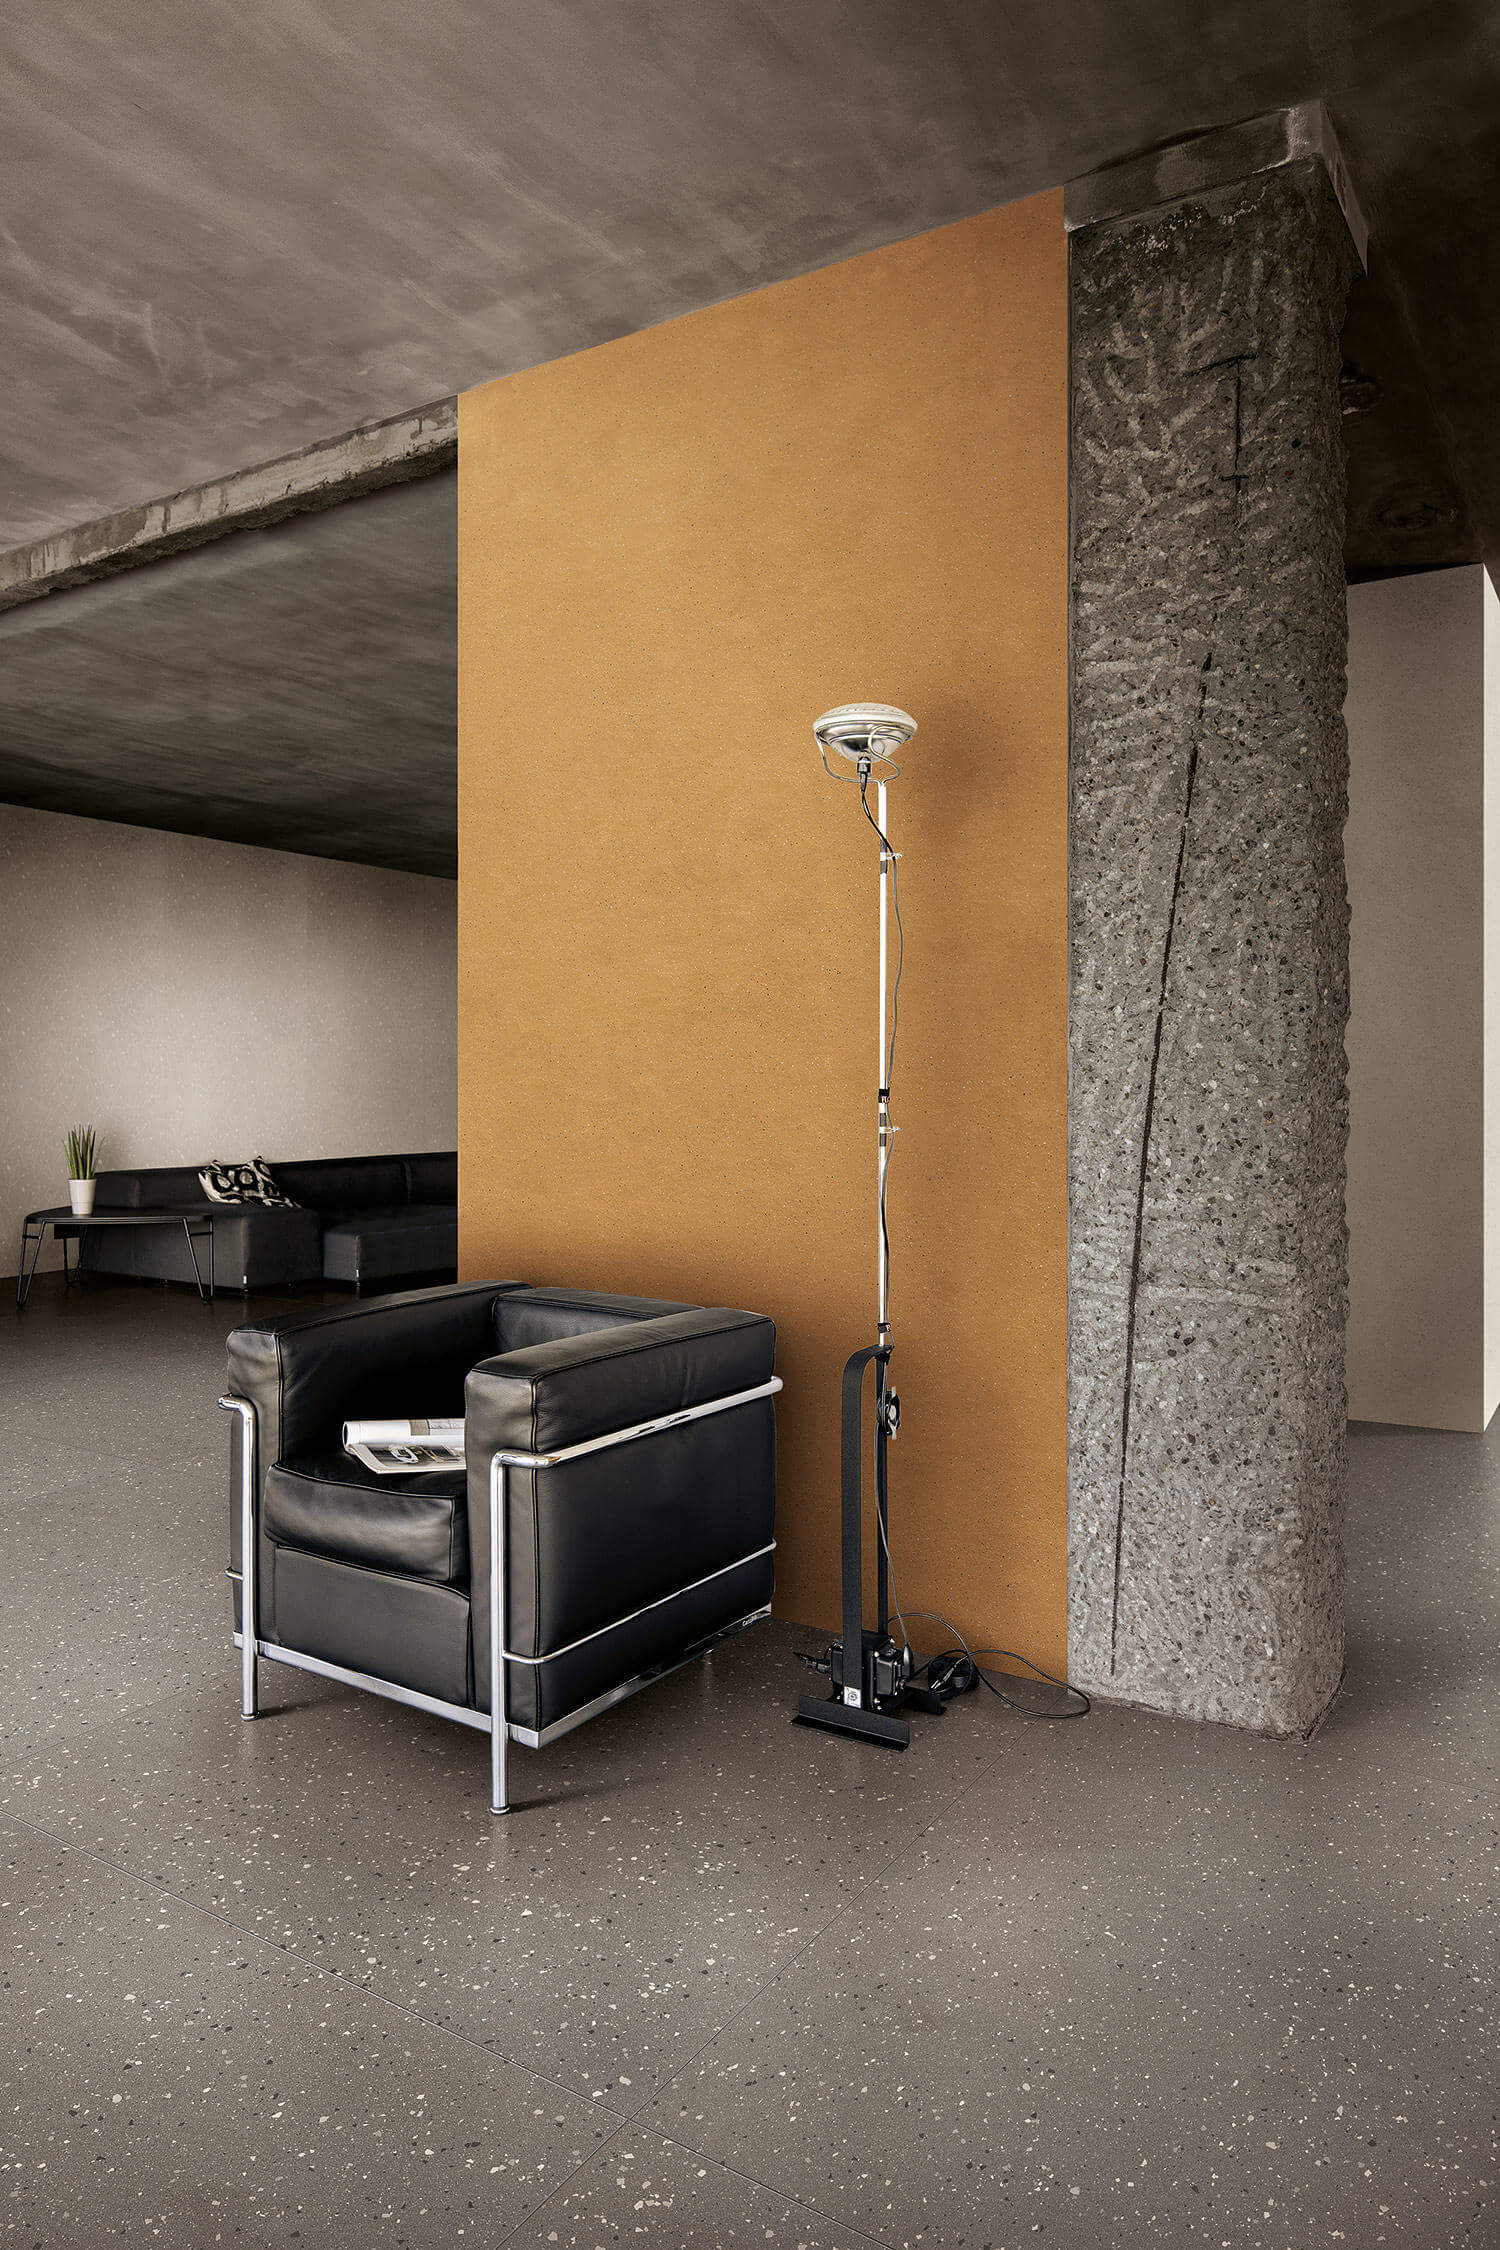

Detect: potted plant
65,1124,98,1216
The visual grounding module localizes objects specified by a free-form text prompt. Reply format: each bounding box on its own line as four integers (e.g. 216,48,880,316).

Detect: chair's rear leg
489,1454,509,1814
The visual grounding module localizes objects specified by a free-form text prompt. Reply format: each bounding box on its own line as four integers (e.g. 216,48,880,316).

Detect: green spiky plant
64,1124,98,1181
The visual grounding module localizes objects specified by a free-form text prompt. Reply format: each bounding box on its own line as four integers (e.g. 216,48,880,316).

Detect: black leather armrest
226,1278,527,1469
463,1308,776,1460
465,1308,777,1698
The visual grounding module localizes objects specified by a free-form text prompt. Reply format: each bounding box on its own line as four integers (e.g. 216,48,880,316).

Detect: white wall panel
0,805,456,1277
1346,567,1492,1429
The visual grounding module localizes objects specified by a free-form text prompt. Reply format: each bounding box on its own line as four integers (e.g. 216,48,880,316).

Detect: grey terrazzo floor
2,1277,1495,2247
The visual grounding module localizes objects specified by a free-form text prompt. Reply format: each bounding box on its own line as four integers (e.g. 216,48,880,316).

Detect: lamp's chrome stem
877,775,890,1347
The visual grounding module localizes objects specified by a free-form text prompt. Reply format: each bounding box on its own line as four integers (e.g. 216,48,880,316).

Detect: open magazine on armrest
342,1418,465,1475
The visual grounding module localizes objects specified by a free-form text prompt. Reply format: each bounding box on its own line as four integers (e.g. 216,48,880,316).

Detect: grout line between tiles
566,1726,1049,2244
626,1729,1013,2112
527,1753,1013,2247
489,2105,901,2250
490,2108,640,2247
3,1707,993,2118
3,1797,911,2247
658,2127,903,2250
0,1805,634,2131
492,1870,915,2250
2,1711,999,2232
6,1648,1007,2250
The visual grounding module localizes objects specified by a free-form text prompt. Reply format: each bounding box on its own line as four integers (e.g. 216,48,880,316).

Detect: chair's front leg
219,1397,258,1718
488,1452,509,1815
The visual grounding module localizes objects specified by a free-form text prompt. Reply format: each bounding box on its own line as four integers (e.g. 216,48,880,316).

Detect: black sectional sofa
81,1152,457,1293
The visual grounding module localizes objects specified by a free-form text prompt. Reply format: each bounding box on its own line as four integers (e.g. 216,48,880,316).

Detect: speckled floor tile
0,1619,1001,2109
0,1585,220,1751
642,1421,1500,2248
0,1477,232,1752
0,1813,612,2245
0,1282,335,1746
0,1453,228,1571
3,1281,1496,2249
647,1716,1496,2245
12,1283,997,2112
511,2129,891,2248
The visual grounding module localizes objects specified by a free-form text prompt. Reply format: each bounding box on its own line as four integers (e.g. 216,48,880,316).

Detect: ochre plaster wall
458,194,1068,1662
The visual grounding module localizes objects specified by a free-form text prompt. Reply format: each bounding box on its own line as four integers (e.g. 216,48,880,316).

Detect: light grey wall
0,804,457,1277
1486,572,1500,1418
1345,566,1493,1430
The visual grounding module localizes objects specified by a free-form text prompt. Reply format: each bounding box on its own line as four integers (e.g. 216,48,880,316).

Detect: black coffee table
16,1208,215,1308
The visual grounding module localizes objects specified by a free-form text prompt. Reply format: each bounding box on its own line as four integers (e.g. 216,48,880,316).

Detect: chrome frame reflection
219,1375,781,1815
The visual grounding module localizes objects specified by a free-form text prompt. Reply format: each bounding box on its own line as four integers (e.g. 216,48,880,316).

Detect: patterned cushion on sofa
197,1157,298,1207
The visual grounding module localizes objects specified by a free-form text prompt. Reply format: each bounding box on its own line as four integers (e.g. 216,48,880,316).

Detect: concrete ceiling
2,1,1496,565
0,2,1495,872
0,475,455,877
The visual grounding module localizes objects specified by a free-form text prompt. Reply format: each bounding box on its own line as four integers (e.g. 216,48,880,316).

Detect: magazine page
343,1417,465,1476
342,1419,464,1446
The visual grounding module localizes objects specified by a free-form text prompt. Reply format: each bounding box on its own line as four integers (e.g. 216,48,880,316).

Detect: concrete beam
0,398,456,613
1065,101,1368,272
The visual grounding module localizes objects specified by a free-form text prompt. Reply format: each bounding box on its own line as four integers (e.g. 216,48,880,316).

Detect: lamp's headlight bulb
814,704,917,779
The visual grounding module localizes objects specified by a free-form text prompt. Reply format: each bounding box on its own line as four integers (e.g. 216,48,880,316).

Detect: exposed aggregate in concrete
1069,163,1358,1734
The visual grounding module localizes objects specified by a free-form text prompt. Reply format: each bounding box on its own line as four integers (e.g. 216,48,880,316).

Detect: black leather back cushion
271,1156,407,1211
90,1169,142,1210
127,1165,208,1208
492,1287,698,1354
93,1154,453,1215
228,1280,526,1465
402,1152,457,1204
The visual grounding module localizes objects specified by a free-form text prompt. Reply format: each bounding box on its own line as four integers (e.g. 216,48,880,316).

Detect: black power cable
898,1606,1090,1720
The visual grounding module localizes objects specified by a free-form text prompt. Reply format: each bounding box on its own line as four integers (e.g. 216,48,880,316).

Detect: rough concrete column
1068,146,1360,1733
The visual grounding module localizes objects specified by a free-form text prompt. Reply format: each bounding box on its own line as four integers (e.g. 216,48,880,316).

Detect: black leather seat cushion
321,1210,457,1283
264,1444,469,1586
82,1202,322,1291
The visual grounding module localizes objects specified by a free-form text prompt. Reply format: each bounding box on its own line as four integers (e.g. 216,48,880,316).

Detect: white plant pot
68,1178,96,1216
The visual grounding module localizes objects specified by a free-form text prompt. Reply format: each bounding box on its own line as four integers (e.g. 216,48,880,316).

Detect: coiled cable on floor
902,1611,1090,1720
875,1495,1089,1720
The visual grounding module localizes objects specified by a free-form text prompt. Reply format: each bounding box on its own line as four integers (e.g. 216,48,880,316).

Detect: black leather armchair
221,1281,779,1811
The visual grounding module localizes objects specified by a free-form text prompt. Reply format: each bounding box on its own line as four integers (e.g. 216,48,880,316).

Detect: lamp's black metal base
794,1691,911,1748
792,1343,948,1756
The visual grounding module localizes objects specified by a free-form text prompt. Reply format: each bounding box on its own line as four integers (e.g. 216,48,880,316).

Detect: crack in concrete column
1109,642,1212,1671
1108,349,1251,1672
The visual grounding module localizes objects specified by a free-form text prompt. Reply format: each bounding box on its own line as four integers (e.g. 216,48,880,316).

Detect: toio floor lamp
794,704,942,1749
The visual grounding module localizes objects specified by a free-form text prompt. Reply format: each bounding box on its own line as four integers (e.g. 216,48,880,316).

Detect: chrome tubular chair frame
218,1376,781,1814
